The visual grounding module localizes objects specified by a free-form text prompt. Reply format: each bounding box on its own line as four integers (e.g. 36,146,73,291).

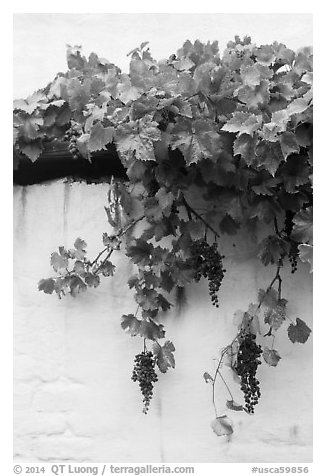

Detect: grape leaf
102,233,121,250
170,118,221,165
240,63,272,87
135,288,160,311
258,235,290,266
13,91,47,114
211,416,233,436
121,314,141,336
233,134,256,165
219,214,240,235
287,318,311,344
237,80,270,109
253,45,276,65
159,271,175,293
292,207,313,244
286,96,312,117
116,115,161,164
273,42,295,65
223,341,240,369
277,155,311,193
50,252,68,272
144,197,164,223
76,134,91,162
98,261,116,277
173,57,195,72
155,188,174,217
156,293,172,312
73,260,86,276
140,319,166,340
301,72,313,85
258,289,287,313
126,239,154,266
279,132,300,160
53,276,71,298
66,77,91,112
239,311,261,335
263,347,281,367
66,44,87,71
298,244,313,272
15,115,43,141
254,141,284,177
152,340,175,373
84,273,101,288
68,275,87,297
184,220,206,241
226,400,244,411
20,142,43,162
221,112,262,136
38,278,55,294
264,306,286,331
251,172,281,196
72,238,87,260
88,122,114,152
203,372,213,383
249,197,282,224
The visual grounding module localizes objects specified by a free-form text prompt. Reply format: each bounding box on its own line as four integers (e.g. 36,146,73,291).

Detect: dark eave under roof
13,141,127,186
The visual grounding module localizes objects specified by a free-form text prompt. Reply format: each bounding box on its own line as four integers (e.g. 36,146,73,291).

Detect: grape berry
235,333,263,414
190,240,225,307
283,211,299,274
132,351,158,414
64,122,82,160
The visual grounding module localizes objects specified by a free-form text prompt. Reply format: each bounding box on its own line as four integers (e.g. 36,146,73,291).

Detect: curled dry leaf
203,372,213,383
226,400,244,411
211,415,233,436
263,347,281,367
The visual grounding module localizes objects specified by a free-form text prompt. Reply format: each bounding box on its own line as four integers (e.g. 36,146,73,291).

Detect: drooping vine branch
32,37,313,434
181,196,220,239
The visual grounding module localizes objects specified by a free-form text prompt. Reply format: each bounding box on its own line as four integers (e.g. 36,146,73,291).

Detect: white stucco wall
13,180,313,463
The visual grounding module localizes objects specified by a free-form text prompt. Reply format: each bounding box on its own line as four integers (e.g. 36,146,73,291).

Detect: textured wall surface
13,180,313,463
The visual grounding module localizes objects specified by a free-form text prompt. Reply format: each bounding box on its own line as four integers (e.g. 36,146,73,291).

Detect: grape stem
181,196,220,238
90,215,145,268
217,370,234,401
212,345,237,417
211,260,285,416
257,261,283,310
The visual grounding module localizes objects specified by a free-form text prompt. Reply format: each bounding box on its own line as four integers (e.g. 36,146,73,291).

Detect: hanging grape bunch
64,121,83,160
235,333,263,414
132,351,158,414
190,239,226,307
288,243,299,274
283,211,299,274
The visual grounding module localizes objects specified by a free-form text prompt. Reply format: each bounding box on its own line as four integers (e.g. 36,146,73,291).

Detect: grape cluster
283,211,300,273
64,122,82,159
190,240,225,307
283,210,295,237
289,242,299,274
131,351,158,414
235,333,263,414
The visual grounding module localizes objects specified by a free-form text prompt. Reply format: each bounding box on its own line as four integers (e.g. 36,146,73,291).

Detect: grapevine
11,35,313,433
